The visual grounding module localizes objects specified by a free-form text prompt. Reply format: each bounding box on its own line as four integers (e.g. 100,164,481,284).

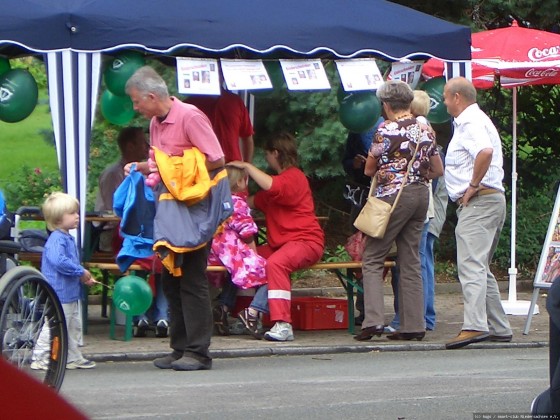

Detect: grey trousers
362,183,429,333
455,193,512,335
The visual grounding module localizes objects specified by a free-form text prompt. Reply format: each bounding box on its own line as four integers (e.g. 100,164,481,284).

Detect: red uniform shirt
254,167,324,249
186,91,254,162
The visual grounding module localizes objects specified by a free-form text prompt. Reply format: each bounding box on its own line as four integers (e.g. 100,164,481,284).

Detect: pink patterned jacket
207,194,267,289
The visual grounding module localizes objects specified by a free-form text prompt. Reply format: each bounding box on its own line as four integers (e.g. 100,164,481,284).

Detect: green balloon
100,90,135,126
113,275,153,316
104,51,146,96
339,91,382,132
0,57,10,76
264,60,285,90
420,77,451,124
337,85,351,104
0,69,38,123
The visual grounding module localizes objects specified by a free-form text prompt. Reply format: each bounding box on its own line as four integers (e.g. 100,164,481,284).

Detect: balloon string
90,278,114,290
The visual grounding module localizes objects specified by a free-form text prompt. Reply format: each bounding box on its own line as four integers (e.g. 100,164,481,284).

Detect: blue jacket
113,166,156,272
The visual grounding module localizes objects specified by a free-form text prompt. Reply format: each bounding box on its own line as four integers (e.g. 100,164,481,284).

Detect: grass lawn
0,101,58,189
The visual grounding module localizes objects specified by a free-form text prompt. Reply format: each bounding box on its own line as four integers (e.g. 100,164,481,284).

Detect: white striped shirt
445,103,504,202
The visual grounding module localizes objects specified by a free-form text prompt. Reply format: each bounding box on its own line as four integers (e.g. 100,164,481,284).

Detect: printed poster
279,59,331,91
534,184,560,287
220,59,272,91
176,57,221,95
335,58,384,91
388,61,424,89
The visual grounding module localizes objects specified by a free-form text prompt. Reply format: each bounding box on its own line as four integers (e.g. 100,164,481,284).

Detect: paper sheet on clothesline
220,59,273,91
335,58,384,91
387,61,424,89
176,57,221,95
279,59,331,91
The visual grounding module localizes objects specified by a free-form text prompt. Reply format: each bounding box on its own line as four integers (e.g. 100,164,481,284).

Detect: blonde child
31,192,96,370
208,166,267,339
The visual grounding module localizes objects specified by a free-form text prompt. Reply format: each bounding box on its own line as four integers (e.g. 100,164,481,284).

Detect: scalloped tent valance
0,0,471,250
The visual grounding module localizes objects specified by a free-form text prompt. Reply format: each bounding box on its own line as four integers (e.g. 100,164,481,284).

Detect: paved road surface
61,347,549,420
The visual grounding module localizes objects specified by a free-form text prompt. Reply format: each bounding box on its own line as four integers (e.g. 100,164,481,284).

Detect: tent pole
502,87,538,316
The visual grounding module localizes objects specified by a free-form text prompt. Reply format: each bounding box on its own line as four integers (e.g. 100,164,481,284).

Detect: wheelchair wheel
0,266,68,391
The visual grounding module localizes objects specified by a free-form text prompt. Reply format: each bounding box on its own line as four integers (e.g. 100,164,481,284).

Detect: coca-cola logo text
528,46,560,61
525,68,559,78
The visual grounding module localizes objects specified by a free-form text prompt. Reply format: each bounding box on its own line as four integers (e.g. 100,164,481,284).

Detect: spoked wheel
0,266,68,391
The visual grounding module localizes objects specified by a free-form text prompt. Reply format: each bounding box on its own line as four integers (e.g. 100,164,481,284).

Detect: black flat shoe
387,331,425,341
354,325,385,341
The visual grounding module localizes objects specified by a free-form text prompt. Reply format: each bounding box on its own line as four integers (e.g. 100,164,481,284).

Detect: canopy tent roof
0,0,471,61
0,0,471,252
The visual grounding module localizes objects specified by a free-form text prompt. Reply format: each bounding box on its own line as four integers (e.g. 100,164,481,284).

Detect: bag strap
368,125,422,214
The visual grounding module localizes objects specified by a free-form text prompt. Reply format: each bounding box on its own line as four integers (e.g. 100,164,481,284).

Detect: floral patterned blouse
369,116,438,198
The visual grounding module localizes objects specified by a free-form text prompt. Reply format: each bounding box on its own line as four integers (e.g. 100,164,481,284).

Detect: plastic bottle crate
290,297,348,330
233,295,348,330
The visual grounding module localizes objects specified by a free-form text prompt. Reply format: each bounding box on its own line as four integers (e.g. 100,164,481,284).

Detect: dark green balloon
113,275,153,316
337,85,351,104
100,90,135,126
339,91,382,132
0,57,10,76
264,60,285,90
104,51,146,96
420,77,451,124
0,69,38,123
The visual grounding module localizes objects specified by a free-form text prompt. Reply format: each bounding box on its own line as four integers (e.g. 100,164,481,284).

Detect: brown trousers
361,183,429,333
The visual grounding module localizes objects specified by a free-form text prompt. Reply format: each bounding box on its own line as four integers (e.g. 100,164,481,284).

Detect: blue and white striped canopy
0,0,471,251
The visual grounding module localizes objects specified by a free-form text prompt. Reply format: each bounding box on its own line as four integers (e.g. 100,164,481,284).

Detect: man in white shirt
442,77,512,349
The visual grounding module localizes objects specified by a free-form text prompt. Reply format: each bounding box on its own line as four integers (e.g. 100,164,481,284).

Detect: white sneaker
66,359,96,369
30,360,49,371
264,322,294,342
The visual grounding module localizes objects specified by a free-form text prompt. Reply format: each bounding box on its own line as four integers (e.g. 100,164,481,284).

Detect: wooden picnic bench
85,259,396,340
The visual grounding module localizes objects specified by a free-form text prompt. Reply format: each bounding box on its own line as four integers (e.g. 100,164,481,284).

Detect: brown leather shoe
445,330,489,350
353,325,384,341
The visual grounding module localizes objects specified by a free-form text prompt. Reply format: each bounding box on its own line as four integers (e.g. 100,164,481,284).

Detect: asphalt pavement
81,283,550,363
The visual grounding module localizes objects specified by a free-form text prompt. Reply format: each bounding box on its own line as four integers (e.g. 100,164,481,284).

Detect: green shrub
495,190,555,274
3,166,61,211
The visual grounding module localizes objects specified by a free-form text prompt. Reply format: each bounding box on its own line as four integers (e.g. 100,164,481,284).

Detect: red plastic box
290,297,348,330
233,295,348,330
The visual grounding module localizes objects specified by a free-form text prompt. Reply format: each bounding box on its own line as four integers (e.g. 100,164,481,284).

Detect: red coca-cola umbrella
424,21,560,315
423,20,560,88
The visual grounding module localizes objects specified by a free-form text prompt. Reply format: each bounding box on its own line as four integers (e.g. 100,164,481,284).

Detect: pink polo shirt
150,97,224,162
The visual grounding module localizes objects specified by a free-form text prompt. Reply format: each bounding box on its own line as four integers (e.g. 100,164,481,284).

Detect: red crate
290,297,348,330
233,295,348,330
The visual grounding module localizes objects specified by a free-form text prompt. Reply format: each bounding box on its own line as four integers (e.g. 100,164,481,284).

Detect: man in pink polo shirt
125,66,225,372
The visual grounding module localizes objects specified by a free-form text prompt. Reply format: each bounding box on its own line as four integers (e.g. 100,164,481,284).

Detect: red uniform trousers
258,240,323,323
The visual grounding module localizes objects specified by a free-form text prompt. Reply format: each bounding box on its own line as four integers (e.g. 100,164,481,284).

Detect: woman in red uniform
228,132,325,341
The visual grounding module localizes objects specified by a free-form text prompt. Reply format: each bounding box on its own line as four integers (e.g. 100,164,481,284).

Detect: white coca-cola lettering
528,46,560,61
525,68,559,77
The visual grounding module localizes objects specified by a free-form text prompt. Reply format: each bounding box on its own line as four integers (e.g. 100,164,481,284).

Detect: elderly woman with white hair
354,81,443,342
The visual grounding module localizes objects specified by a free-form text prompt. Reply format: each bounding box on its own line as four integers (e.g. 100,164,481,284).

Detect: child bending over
208,166,267,339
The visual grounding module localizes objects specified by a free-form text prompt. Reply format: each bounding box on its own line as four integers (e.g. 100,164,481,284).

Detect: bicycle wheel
0,266,68,391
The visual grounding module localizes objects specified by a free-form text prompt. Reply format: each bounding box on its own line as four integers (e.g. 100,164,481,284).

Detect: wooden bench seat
85,259,395,335
16,252,42,268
